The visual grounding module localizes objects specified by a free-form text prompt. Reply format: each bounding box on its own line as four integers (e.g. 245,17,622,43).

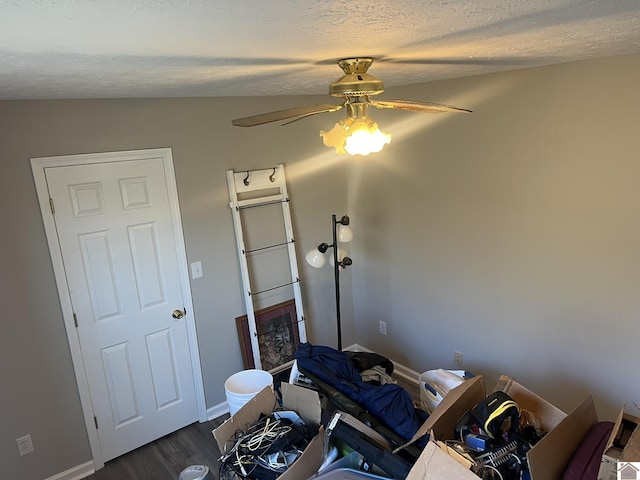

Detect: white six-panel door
31,149,206,469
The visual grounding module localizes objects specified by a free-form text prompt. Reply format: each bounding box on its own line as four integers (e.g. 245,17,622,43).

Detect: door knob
172,308,186,319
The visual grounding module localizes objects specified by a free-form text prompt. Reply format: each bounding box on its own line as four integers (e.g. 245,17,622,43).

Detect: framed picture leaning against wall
235,299,301,371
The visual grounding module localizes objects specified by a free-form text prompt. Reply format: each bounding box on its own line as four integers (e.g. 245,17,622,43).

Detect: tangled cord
219,413,316,480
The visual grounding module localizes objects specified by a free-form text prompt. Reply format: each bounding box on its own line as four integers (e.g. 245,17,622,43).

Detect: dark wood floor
86,415,229,480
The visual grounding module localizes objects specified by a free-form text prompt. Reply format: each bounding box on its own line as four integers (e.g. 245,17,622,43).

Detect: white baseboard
207,401,230,421
343,343,420,385
45,461,94,480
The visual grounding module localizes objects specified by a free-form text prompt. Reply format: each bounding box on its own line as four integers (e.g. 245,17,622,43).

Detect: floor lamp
305,214,353,351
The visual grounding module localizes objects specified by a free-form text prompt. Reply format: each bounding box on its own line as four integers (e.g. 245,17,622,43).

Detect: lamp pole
305,214,352,351
331,214,342,351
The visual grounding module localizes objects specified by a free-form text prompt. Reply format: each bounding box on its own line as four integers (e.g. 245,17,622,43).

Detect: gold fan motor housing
329,58,385,97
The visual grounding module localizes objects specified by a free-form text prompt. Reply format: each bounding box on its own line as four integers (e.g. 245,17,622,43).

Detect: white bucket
224,369,273,416
419,369,466,413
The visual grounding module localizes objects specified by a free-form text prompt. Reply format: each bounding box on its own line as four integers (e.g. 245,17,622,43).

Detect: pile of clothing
294,342,427,453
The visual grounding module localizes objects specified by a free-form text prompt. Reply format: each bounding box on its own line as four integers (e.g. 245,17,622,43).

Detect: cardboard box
621,421,640,462
213,382,325,480
396,374,487,452
597,410,640,480
402,375,599,480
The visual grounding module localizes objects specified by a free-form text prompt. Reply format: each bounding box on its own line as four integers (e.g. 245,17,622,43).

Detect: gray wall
351,53,640,421
1,53,639,479
0,96,349,479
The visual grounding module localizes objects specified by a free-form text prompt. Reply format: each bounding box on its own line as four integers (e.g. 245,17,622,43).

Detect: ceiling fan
231,57,472,155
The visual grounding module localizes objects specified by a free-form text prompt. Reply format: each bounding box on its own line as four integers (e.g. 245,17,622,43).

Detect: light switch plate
191,261,203,279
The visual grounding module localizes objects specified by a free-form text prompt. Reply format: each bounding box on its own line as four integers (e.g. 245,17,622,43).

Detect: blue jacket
295,342,425,441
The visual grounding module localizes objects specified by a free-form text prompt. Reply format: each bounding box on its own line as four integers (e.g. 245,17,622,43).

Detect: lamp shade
305,248,326,268
329,248,349,268
337,224,353,243
320,116,391,156
344,118,391,156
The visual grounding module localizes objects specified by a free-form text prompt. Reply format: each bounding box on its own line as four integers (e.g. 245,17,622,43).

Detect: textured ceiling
1,0,640,100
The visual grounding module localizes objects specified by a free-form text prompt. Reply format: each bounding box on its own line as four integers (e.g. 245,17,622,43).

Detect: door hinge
49,198,55,215
94,416,99,429
73,313,78,328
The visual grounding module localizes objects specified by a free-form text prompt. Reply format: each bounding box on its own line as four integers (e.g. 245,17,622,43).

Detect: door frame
31,148,207,470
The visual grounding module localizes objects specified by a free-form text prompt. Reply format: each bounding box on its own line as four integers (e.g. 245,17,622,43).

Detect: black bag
457,391,520,444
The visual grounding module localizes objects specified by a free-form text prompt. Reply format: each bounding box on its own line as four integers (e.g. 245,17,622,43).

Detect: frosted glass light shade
320,122,349,154
337,224,353,243
320,116,391,156
344,119,391,156
305,248,326,268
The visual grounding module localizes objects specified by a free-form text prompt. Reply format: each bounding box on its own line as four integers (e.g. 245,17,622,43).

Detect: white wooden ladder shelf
227,165,307,371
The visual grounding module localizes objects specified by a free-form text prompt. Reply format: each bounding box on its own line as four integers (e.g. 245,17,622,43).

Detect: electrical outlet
379,321,387,336
454,351,464,368
16,434,34,456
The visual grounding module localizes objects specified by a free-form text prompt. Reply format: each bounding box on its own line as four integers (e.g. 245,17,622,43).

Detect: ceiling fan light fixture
320,121,350,154
344,118,391,156
232,57,471,154
321,116,390,156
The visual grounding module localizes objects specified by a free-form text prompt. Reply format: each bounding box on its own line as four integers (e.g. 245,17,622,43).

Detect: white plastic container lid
179,465,209,480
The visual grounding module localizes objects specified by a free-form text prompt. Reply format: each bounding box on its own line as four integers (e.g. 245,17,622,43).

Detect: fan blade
232,104,343,127
370,99,472,114
281,104,347,125
372,55,565,67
